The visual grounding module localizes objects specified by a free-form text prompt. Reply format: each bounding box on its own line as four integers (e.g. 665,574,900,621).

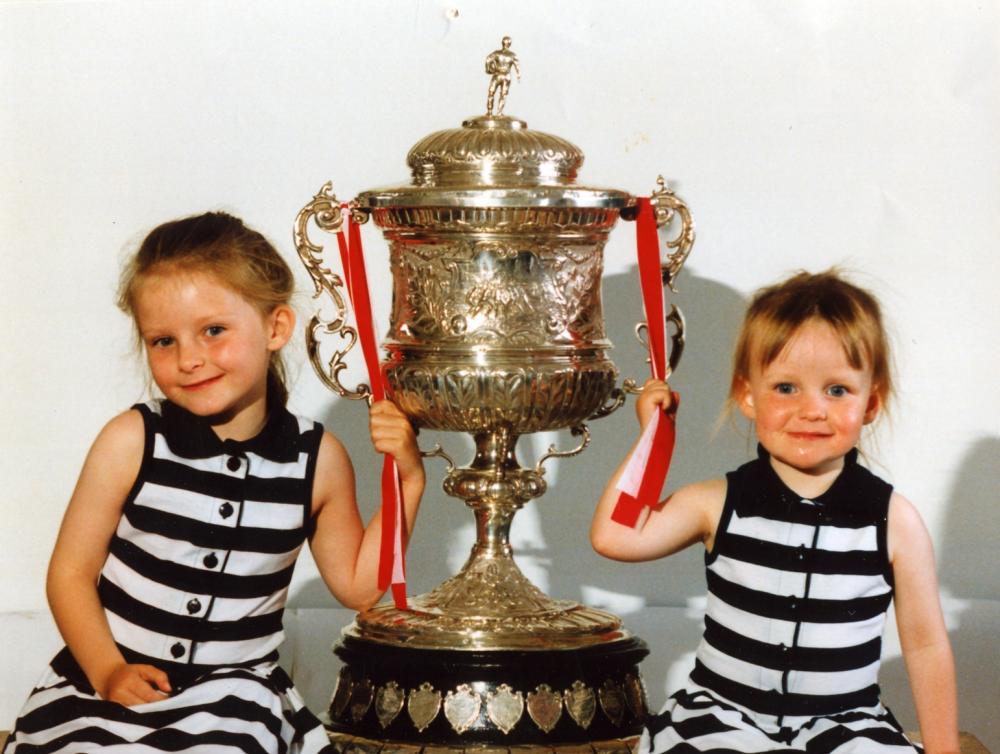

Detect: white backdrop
2,0,998,737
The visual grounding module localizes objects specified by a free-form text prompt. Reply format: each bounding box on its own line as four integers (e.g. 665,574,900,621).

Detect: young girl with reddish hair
592,270,958,753
4,212,425,753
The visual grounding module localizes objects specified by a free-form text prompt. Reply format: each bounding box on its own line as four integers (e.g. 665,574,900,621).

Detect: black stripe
136,727,278,754
805,720,915,752
16,697,282,754
719,532,883,576
690,660,880,717
99,578,283,642
109,537,295,598
647,689,791,752
145,457,310,505
6,725,124,753
706,570,892,623
124,503,305,554
703,615,883,672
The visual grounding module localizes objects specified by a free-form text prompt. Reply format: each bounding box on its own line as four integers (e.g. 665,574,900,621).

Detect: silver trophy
295,38,694,753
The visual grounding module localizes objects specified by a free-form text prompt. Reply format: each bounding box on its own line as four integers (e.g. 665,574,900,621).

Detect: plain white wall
2,0,997,732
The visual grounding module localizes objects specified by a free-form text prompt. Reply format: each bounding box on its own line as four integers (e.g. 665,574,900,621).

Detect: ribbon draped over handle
294,184,409,610
610,180,695,527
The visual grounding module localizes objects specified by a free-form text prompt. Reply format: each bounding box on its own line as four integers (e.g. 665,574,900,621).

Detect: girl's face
736,319,881,481
133,270,293,440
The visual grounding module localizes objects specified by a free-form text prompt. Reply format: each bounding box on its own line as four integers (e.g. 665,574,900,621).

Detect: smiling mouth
181,375,222,391
787,431,832,440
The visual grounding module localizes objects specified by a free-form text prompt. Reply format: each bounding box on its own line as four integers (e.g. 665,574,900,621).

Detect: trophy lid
406,114,583,188
355,38,632,211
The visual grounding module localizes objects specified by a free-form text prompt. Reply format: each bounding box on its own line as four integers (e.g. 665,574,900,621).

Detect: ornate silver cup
295,39,694,754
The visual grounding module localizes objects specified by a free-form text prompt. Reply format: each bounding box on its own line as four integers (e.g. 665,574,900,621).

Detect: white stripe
797,612,888,648
247,450,308,480
713,554,808,598
815,523,878,552
239,498,304,530
134,482,239,528
728,510,878,552
727,510,816,547
224,547,300,577
809,571,892,601
714,554,891,602
787,657,881,696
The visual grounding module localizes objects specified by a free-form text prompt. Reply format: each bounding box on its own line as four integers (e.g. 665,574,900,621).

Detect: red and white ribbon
336,208,408,609
610,197,678,528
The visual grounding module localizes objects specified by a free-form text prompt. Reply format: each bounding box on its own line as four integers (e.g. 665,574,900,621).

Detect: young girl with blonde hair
591,270,958,753
4,212,425,753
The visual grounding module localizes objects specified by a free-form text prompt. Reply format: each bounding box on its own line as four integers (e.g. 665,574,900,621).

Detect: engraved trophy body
295,40,694,753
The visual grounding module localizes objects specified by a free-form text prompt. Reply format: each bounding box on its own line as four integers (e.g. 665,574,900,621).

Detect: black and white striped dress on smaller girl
643,446,921,754
4,399,335,754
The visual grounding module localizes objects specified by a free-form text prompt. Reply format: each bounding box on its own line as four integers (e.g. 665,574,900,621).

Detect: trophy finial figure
484,36,520,116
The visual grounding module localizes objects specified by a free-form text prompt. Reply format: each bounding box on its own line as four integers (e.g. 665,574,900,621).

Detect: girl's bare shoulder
90,408,146,460
668,477,727,547
669,477,727,508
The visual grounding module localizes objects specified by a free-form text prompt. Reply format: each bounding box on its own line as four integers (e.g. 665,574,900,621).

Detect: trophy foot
350,551,626,651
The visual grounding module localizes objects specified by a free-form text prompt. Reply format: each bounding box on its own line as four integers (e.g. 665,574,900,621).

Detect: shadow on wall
879,436,1000,749
288,267,752,610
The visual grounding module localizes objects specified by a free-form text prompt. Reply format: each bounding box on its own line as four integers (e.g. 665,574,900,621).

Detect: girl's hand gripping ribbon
336,208,409,609
611,197,679,527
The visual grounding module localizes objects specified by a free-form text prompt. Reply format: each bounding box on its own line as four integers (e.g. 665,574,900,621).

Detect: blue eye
828,385,848,397
775,383,795,394
151,337,173,348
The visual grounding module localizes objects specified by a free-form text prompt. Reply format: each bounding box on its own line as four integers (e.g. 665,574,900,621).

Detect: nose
177,341,205,372
800,392,827,421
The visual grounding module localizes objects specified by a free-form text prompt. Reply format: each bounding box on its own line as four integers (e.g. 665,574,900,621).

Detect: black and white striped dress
643,447,921,753
4,399,334,754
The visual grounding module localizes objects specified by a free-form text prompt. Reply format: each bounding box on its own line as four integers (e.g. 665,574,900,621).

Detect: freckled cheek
145,352,170,376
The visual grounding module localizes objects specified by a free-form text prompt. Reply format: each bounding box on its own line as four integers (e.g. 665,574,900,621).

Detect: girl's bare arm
308,401,425,611
889,492,960,754
590,380,724,562
47,409,171,704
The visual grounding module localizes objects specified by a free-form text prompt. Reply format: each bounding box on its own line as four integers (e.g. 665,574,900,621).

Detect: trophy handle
621,303,687,396
587,387,626,420
649,175,695,293
294,181,372,403
420,442,456,473
534,425,592,474
616,174,694,398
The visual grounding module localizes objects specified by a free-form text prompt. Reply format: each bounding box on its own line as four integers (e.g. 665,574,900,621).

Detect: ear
735,377,756,421
862,388,882,425
265,305,296,352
